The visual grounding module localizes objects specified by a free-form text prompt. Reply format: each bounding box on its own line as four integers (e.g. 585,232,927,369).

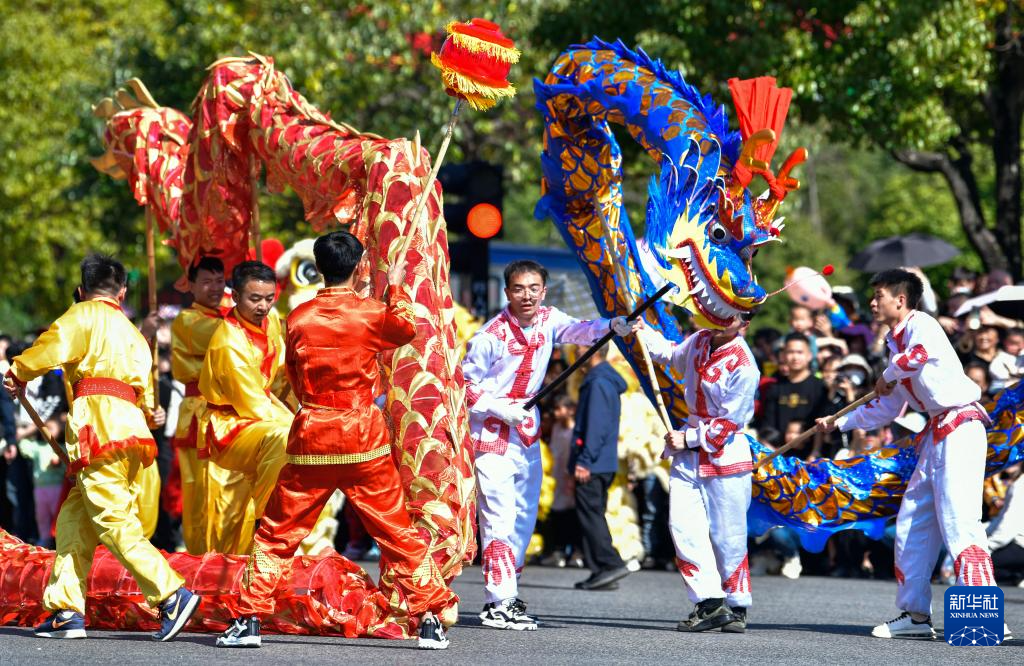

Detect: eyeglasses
509,285,544,297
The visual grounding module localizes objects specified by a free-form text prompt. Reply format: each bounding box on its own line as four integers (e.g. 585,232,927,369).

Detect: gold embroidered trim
286,444,391,465
245,542,279,589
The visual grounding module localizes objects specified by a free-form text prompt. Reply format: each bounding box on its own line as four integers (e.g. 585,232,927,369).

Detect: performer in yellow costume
3,255,201,641
198,261,291,539
171,256,255,553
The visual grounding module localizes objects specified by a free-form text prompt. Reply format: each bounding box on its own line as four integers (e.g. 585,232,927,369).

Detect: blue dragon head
641,78,806,329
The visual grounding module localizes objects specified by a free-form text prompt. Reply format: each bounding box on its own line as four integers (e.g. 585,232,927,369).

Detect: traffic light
440,160,503,315
438,161,504,239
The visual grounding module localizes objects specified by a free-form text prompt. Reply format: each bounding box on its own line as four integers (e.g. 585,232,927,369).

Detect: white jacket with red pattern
835,310,986,438
646,328,759,477
462,306,609,455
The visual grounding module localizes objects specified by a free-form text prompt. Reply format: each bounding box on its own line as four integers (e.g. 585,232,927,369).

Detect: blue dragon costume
534,38,1024,550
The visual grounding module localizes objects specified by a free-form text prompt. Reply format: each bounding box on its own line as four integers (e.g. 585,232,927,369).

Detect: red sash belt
301,391,374,411
184,382,201,398
919,402,990,443
72,377,137,403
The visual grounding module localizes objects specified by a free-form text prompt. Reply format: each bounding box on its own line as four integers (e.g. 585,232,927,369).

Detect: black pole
524,282,673,409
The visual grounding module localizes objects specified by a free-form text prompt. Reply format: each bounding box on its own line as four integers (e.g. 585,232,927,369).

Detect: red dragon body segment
34,54,476,636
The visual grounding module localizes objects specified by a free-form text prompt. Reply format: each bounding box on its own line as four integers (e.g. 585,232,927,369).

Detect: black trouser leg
575,472,624,574
992,542,1024,583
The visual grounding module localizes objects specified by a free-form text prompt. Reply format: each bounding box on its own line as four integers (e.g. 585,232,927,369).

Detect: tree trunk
892,146,1009,274
985,7,1024,280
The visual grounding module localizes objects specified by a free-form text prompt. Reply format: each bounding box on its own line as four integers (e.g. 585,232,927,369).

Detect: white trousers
669,449,752,608
476,443,543,604
895,420,995,615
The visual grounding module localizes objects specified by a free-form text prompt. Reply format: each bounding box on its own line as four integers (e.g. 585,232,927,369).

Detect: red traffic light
467,203,502,239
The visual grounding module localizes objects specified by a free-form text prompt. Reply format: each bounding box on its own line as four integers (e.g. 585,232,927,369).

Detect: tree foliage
1,1,1016,335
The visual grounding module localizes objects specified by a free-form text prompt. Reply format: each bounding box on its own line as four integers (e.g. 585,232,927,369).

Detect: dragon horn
92,97,117,119
733,129,776,177
125,78,160,109
774,147,808,193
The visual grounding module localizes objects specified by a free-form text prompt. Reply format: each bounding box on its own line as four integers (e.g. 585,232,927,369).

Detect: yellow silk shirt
9,296,156,472
170,302,223,447
197,308,292,454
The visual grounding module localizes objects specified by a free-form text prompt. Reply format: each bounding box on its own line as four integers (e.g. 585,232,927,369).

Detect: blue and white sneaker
153,587,201,641
417,613,449,650
35,610,86,639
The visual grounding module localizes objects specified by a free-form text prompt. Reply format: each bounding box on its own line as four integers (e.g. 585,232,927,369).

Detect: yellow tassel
444,26,521,64
430,55,517,111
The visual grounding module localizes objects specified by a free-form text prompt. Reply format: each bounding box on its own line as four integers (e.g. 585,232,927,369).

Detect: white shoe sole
156,593,202,642
35,629,87,639
480,617,537,631
872,629,935,640
417,637,450,650
216,636,262,648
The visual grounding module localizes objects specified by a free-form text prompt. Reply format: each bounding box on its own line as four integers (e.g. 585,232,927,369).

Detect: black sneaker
576,566,631,590
34,610,86,639
479,598,538,630
216,616,262,648
678,598,736,633
153,587,201,641
722,606,747,633
417,614,449,650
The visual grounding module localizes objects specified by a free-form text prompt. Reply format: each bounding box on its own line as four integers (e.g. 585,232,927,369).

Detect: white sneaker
1004,623,1013,642
417,614,449,650
479,598,538,631
871,612,935,639
780,555,802,580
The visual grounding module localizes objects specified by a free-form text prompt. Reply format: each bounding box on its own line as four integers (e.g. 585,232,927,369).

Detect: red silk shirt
284,284,416,462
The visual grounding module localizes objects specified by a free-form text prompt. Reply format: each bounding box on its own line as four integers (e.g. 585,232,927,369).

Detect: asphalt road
1,565,1021,665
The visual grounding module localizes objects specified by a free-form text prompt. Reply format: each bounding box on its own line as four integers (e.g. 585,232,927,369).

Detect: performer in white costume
462,260,637,630
818,269,1011,641
644,315,758,633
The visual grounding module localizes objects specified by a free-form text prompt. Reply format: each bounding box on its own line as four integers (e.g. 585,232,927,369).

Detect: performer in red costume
217,230,457,650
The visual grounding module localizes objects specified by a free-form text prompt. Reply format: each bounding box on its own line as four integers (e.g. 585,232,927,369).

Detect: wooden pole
251,154,263,264
17,389,70,467
395,99,463,268
145,208,159,410
754,389,880,470
636,328,673,432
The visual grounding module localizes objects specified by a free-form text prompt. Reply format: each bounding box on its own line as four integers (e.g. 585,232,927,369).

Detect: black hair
782,332,811,348
188,256,225,282
503,260,548,287
231,260,276,294
753,327,781,344
950,266,977,282
1006,327,1024,339
313,231,363,284
870,269,924,310
553,393,576,410
80,254,127,296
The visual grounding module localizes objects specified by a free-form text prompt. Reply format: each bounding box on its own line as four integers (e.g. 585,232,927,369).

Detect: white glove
610,316,634,337
489,400,531,427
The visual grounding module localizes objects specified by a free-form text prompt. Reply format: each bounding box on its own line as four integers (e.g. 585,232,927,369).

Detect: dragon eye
709,222,731,244
294,259,320,286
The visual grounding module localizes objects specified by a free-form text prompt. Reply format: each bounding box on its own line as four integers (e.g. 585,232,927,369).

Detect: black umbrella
847,232,961,272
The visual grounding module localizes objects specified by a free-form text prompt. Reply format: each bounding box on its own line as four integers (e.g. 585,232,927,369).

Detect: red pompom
821,264,834,276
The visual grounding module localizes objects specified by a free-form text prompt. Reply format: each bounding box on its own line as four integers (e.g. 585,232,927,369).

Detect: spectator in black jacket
570,345,629,591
